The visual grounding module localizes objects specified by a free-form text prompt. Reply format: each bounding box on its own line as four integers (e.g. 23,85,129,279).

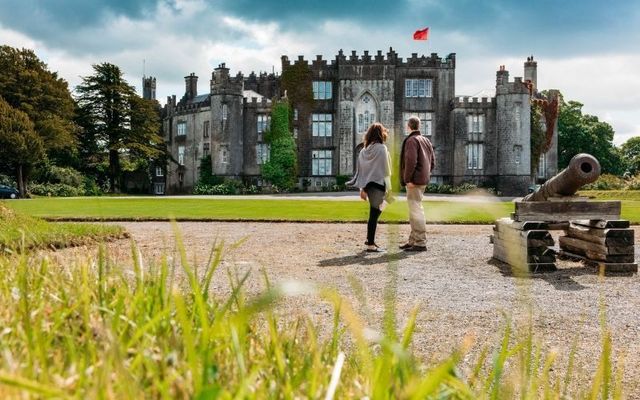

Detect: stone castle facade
147,49,558,196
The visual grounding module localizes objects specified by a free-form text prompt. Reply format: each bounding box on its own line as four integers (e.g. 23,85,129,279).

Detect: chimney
524,55,537,91
184,73,198,100
496,65,509,87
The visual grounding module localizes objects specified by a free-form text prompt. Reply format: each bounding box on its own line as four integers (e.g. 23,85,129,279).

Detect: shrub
452,182,478,194
28,182,85,197
0,173,16,187
582,174,626,190
193,180,248,195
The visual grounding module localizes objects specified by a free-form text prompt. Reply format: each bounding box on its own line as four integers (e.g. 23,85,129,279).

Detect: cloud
0,0,638,145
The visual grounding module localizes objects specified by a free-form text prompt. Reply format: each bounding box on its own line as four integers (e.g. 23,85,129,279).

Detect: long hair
363,123,388,148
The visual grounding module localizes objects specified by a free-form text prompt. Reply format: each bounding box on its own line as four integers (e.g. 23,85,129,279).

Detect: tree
557,97,624,175
621,136,640,176
0,97,45,196
0,46,77,163
262,101,298,190
75,63,163,192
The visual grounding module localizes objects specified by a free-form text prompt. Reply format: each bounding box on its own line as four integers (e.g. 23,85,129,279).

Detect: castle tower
210,63,244,177
524,55,537,92
184,73,198,101
495,66,532,196
142,76,156,100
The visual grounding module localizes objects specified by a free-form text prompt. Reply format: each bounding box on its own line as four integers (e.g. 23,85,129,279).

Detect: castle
147,49,558,196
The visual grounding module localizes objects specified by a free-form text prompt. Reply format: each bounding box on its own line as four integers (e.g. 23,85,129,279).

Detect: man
399,116,435,251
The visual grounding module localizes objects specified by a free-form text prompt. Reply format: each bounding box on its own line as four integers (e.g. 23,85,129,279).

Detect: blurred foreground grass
0,226,624,398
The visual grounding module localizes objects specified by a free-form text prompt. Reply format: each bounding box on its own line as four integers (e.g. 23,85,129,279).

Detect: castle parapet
452,96,496,109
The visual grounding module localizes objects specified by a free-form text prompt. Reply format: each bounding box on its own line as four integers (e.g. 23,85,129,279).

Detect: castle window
222,104,228,121
538,153,547,178
467,114,485,133
405,79,432,98
294,108,299,121
178,146,185,165
467,143,483,170
221,146,229,164
154,183,165,195
514,146,522,165
312,113,332,137
313,81,332,100
203,121,210,138
155,166,163,177
177,121,187,136
293,127,299,138
403,112,433,136
203,142,210,157
358,109,376,133
257,114,270,141
312,150,332,176
256,143,270,165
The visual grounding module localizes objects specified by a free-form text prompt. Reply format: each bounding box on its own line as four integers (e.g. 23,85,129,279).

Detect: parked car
0,184,19,199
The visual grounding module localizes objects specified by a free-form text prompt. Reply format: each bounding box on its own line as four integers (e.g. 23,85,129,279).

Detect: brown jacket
400,131,435,186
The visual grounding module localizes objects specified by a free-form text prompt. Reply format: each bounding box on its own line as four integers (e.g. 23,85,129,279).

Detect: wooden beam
559,236,633,255
514,201,621,222
572,220,630,229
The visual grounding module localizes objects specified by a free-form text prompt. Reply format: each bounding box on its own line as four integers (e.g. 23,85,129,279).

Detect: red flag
413,27,429,40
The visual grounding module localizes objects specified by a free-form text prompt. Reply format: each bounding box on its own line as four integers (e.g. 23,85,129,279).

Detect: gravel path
52,222,640,394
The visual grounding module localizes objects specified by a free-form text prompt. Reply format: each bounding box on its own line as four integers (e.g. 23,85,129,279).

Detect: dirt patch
50,222,640,394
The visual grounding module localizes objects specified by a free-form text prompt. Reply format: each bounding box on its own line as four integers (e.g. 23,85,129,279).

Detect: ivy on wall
262,100,298,190
280,62,313,122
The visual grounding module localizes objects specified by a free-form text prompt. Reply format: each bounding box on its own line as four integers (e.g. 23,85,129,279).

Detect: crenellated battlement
452,96,496,109
242,96,271,108
282,48,455,69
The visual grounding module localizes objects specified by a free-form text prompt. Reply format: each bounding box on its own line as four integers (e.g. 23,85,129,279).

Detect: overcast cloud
1,0,638,143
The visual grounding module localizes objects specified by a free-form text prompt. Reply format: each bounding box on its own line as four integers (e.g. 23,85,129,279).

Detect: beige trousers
406,185,427,247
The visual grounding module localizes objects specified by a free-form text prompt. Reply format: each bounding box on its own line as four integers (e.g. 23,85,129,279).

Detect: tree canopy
0,46,76,160
557,97,624,175
0,97,45,195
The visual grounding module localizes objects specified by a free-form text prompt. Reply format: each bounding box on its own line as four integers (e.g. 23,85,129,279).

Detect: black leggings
365,182,385,246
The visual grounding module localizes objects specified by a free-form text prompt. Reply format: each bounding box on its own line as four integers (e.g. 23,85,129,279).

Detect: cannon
490,153,636,275
523,153,601,202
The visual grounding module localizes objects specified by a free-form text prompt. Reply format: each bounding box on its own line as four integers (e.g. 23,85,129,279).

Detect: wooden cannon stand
491,198,637,274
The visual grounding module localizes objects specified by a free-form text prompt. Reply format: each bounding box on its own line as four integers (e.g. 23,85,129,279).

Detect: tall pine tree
76,63,163,192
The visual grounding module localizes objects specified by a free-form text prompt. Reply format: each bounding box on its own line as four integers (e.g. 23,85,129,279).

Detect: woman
347,123,392,253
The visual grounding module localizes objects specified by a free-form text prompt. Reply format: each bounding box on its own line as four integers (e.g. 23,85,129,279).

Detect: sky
1,0,639,144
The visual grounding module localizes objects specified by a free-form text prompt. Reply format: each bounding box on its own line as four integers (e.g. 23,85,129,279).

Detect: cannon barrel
523,153,601,201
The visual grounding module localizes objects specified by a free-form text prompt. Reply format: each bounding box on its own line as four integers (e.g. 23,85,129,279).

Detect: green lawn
0,203,127,251
4,197,513,223
8,195,640,224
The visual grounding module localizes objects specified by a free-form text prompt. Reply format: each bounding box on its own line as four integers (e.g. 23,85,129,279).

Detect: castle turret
210,63,244,177
184,73,198,101
495,66,532,195
524,55,537,92
143,76,156,100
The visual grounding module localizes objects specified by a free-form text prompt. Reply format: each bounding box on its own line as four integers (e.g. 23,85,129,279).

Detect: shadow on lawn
318,250,411,267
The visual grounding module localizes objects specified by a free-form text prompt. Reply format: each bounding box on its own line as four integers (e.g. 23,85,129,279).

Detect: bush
193,180,258,195
582,174,626,190
0,174,16,187
28,183,86,197
83,177,104,196
451,182,478,194
35,165,85,187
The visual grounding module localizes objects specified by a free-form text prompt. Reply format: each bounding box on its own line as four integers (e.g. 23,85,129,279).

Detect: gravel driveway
52,221,640,394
